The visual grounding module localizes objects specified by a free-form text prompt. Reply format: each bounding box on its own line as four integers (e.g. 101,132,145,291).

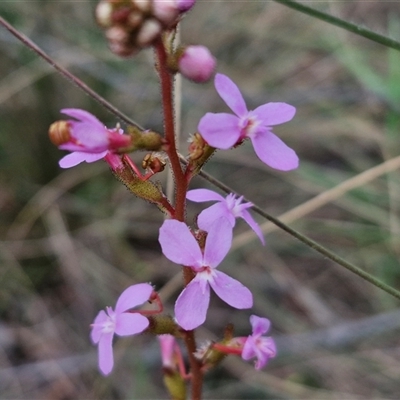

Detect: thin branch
0,16,143,129
273,0,400,51
193,164,400,302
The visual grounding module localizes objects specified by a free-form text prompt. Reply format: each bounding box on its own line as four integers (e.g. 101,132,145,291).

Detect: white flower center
239,113,261,139
101,307,116,333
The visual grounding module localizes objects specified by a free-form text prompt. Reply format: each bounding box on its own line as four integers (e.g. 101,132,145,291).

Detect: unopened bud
137,19,162,47
48,120,71,146
177,0,196,12
152,0,179,26
96,0,114,28
178,45,216,83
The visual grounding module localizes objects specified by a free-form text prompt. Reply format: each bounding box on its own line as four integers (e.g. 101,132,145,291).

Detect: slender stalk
154,38,187,222
273,0,400,51
194,166,400,302
0,16,144,129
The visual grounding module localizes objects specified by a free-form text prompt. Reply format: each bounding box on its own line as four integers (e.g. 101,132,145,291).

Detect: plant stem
195,166,400,301
0,16,144,129
273,0,400,51
154,38,187,222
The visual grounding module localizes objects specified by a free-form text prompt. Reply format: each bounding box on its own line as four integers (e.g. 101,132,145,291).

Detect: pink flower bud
177,0,196,12
152,0,179,26
178,45,216,83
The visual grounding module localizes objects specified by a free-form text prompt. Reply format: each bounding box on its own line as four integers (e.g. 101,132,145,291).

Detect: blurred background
1,1,400,398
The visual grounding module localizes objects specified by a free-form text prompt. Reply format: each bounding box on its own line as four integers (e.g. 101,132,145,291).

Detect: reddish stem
154,38,187,222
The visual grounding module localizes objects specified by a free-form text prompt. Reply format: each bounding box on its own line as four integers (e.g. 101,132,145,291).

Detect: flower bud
178,45,216,83
177,0,196,12
136,19,162,47
49,120,71,146
152,0,179,26
95,0,114,28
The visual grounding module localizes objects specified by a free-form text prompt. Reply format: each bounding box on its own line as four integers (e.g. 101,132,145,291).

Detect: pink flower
90,283,153,376
178,45,216,83
159,218,253,330
51,109,131,169
186,188,264,245
241,315,276,370
198,73,299,171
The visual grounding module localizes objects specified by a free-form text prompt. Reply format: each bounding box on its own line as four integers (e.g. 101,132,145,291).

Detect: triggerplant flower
186,188,264,245
159,218,253,330
198,73,299,171
241,315,276,370
90,283,153,375
49,109,131,169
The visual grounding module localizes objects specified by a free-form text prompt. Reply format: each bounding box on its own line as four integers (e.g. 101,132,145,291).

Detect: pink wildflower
241,315,276,370
50,108,131,169
90,283,153,376
186,188,264,245
158,218,253,330
198,73,299,171
178,45,216,83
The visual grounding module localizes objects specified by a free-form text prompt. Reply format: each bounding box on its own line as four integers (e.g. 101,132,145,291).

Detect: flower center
239,113,261,139
101,307,116,333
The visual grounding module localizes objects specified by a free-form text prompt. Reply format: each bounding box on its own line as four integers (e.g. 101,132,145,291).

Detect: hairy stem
154,38,187,222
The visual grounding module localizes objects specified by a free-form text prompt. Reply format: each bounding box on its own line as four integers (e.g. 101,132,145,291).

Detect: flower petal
214,73,247,117
250,315,270,336
175,279,210,330
252,102,296,126
203,218,233,268
90,310,108,344
115,283,153,314
59,151,107,168
198,112,241,149
250,130,299,171
241,335,257,361
241,209,265,245
186,189,225,203
98,332,114,376
197,203,235,232
61,108,103,126
114,313,149,336
159,220,203,268
209,271,253,309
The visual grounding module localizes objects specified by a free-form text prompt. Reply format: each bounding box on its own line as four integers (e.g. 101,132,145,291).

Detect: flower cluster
96,0,196,57
47,0,299,391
